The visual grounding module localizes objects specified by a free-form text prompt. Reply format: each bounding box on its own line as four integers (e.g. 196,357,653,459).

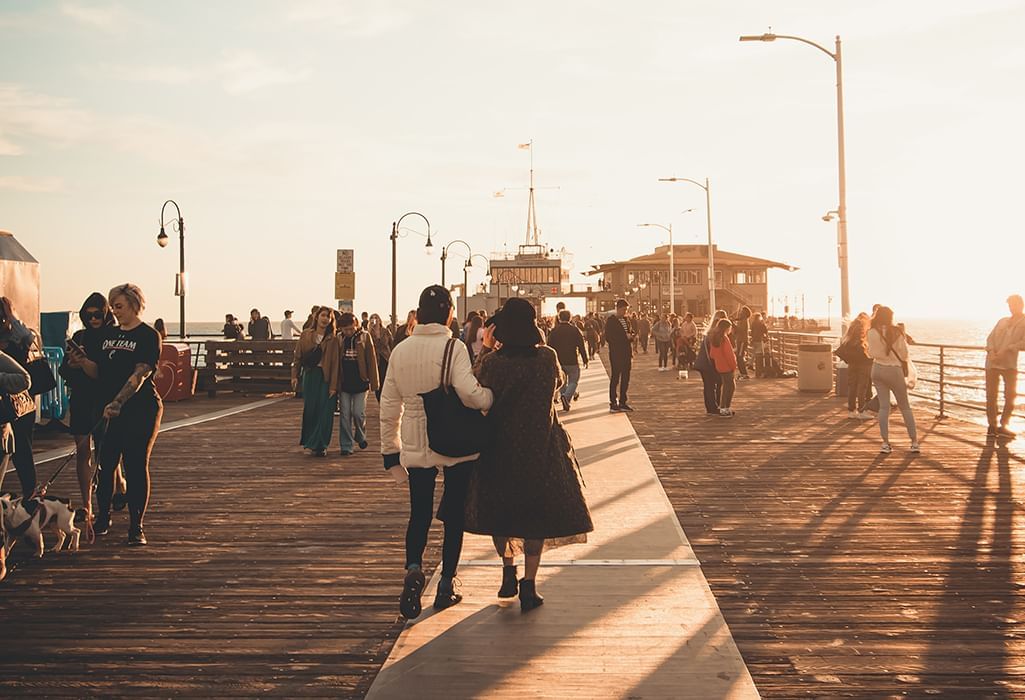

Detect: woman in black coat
465,298,593,612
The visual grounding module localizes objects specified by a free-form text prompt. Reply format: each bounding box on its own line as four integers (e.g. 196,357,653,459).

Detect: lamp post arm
658,177,707,192
771,34,837,60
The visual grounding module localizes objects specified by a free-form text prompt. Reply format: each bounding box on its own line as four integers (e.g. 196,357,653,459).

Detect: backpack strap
440,339,456,393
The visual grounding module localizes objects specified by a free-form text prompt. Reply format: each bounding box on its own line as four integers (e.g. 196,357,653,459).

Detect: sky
1,0,1023,327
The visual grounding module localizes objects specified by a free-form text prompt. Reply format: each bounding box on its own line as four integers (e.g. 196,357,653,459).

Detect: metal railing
764,330,1025,423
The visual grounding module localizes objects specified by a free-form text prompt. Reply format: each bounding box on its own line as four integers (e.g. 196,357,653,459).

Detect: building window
679,270,700,285
734,270,766,285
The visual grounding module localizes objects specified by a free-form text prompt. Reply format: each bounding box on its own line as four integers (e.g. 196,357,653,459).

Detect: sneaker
573,392,579,402
719,408,734,418
998,426,1017,440
618,403,635,412
561,395,571,412
399,568,426,619
340,450,352,456
880,443,892,454
848,411,859,419
313,449,327,458
910,443,922,454
609,403,620,413
433,577,463,611
127,528,148,547
857,412,873,421
94,512,111,537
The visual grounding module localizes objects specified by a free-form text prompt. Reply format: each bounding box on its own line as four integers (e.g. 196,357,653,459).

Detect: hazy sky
1,0,1023,325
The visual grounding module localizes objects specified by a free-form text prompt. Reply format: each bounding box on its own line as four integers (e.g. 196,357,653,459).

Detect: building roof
0,231,38,264
586,245,796,275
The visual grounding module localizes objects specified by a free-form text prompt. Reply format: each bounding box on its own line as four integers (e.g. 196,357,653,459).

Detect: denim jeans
338,390,368,452
872,363,917,443
561,364,581,401
985,367,1018,428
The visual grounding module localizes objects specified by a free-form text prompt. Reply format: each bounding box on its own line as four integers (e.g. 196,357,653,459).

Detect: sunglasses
84,310,105,321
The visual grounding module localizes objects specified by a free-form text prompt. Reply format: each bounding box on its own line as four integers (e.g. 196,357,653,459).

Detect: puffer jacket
379,323,493,469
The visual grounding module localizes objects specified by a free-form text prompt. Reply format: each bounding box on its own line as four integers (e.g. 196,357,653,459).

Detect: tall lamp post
739,32,850,327
637,222,673,315
156,199,186,339
659,177,716,315
440,240,473,321
390,212,433,331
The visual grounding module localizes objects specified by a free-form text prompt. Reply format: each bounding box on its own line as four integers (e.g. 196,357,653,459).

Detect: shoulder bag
419,339,492,458
0,389,35,426
24,338,57,397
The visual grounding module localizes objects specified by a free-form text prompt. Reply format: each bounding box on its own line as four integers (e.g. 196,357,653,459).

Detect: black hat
616,298,630,308
491,297,543,347
417,285,453,325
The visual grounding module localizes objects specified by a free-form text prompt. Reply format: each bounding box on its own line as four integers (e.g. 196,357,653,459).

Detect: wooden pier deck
1,353,1023,698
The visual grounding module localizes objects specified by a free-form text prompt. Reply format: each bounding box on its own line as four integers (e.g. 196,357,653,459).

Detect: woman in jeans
867,306,919,454
90,284,163,546
694,310,727,415
465,298,593,612
379,286,493,620
652,314,673,371
0,297,38,499
840,312,872,420
708,318,738,417
292,306,338,457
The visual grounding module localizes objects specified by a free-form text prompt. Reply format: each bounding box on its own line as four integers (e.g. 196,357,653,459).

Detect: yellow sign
335,271,355,300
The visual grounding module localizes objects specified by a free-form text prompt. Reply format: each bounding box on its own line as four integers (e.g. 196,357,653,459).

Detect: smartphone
67,339,85,355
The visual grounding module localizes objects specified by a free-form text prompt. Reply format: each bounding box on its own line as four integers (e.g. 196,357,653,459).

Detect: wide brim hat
491,297,544,347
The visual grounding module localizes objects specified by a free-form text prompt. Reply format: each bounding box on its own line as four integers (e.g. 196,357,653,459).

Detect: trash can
798,343,833,392
155,343,195,401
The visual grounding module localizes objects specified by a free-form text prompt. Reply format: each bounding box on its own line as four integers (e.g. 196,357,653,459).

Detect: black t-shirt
99,323,162,406
340,334,369,393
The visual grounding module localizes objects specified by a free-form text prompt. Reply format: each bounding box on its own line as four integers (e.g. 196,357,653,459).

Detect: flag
517,142,531,150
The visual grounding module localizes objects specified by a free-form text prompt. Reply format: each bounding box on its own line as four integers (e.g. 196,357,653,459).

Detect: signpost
336,249,354,313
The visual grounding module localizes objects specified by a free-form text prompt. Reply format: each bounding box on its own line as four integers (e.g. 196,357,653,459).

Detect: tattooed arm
103,362,155,418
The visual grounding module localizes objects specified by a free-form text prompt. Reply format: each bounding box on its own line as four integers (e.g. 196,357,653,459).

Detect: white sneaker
857,412,872,421
848,411,859,419
880,443,892,454
910,443,921,453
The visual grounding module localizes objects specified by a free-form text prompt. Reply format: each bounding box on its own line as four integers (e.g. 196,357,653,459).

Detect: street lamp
659,177,716,315
390,212,433,330
156,199,186,339
441,239,473,322
739,31,850,328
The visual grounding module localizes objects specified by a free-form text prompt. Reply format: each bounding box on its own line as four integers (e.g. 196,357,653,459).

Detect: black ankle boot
498,565,518,598
518,578,544,613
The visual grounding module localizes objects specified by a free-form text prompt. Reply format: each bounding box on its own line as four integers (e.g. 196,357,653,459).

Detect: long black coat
464,346,593,541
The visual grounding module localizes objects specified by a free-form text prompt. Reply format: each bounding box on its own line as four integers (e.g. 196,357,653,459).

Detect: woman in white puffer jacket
379,285,493,620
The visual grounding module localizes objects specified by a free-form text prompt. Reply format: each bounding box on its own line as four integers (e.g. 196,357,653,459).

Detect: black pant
406,461,472,579
374,357,389,402
12,411,36,498
718,371,736,409
97,399,162,527
656,340,671,368
609,355,632,405
735,342,749,378
700,369,721,414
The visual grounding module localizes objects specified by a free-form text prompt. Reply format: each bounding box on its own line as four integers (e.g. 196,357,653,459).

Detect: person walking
0,297,39,500
59,292,120,542
584,314,601,360
379,286,493,619
464,313,485,363
292,306,338,457
466,298,593,612
837,312,872,419
675,312,698,372
91,284,163,546
693,310,727,416
708,318,738,417
867,306,919,454
280,310,302,341
547,309,588,412
637,313,651,354
750,312,769,378
0,348,31,581
984,294,1025,439
652,314,673,371
368,314,393,402
334,312,379,456
605,299,635,412
733,306,752,380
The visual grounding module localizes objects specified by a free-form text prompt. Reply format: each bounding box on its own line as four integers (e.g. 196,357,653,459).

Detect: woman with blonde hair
393,309,417,347
90,284,163,545
838,312,872,419
867,306,919,454
292,306,338,457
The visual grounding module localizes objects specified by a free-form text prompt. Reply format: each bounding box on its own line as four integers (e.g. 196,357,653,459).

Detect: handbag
24,338,57,397
834,340,856,365
419,339,492,458
0,389,35,425
301,343,323,369
693,337,713,373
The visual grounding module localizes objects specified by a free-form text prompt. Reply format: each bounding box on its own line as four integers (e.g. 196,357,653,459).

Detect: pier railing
765,330,1025,423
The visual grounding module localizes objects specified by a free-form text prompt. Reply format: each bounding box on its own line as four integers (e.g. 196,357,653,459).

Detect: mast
524,139,539,246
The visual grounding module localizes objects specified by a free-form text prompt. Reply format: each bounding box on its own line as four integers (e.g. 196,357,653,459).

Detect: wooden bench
200,340,295,396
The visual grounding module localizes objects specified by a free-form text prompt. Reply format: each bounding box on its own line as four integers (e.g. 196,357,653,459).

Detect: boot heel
498,565,518,598
518,578,544,613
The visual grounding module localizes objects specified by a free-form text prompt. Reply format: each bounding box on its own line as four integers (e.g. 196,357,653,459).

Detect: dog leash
32,416,108,499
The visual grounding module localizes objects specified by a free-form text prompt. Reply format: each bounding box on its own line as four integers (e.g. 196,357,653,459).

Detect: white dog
1,493,81,557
